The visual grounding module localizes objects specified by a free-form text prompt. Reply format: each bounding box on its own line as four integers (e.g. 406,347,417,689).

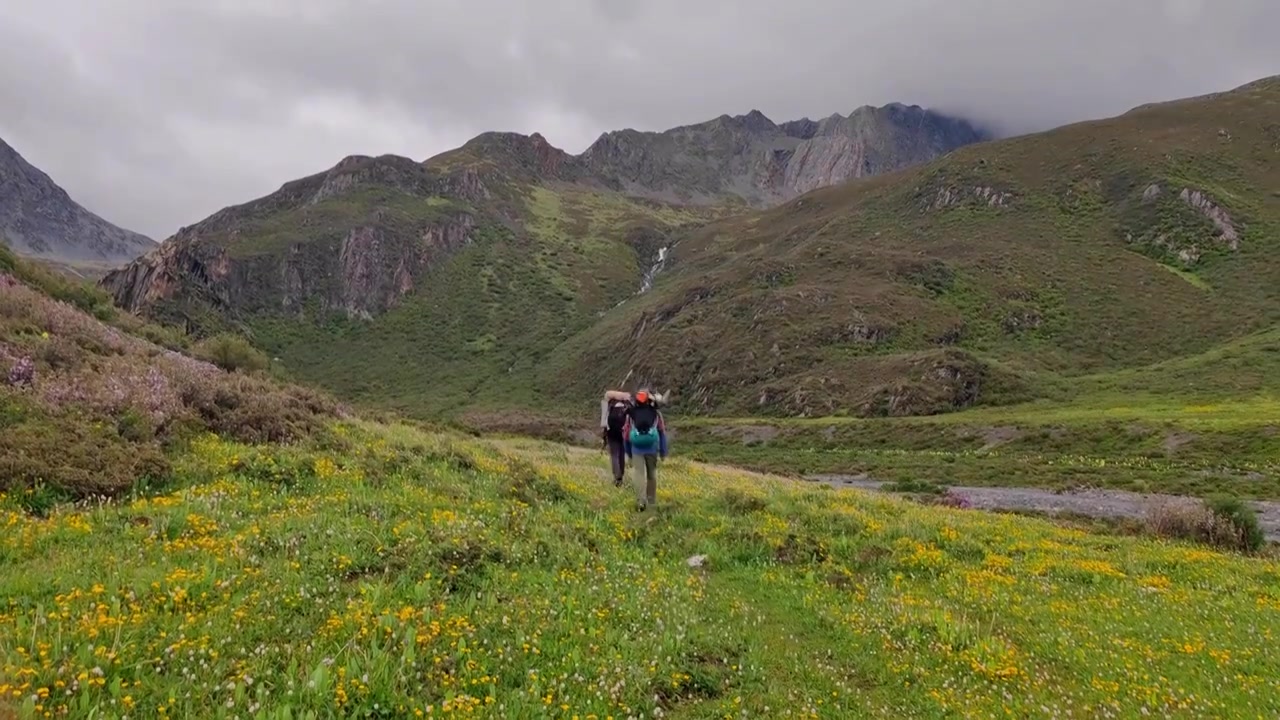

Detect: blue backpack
628,403,660,450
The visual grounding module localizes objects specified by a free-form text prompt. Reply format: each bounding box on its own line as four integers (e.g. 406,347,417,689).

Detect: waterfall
638,246,669,294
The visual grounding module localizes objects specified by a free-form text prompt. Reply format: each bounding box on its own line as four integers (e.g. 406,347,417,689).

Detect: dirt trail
806,474,1280,543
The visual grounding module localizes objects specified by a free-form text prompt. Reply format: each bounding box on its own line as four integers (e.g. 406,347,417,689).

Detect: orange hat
634,390,649,403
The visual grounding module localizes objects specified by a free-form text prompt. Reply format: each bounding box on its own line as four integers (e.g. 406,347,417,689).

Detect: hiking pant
607,437,627,481
633,454,658,508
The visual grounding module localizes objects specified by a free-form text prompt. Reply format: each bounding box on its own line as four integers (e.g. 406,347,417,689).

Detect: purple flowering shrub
0,275,142,355
6,355,35,387
2,341,35,388
40,355,185,426
1,270,340,502
935,490,972,509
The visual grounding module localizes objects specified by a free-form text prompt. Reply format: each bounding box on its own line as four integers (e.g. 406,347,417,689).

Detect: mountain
100,99,983,414
581,103,990,207
0,136,155,267
102,77,1280,420
536,75,1280,417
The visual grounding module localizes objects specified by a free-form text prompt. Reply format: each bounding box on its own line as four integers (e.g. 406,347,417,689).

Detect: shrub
719,487,769,514
5,356,34,387
176,372,339,445
0,403,171,501
38,336,83,371
1145,497,1264,552
1147,499,1219,540
116,407,155,442
192,333,270,373
1205,494,1265,552
931,490,972,509
107,309,192,351
0,275,138,355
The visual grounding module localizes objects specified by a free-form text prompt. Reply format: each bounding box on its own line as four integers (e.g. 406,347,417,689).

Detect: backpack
606,401,628,435
628,403,660,449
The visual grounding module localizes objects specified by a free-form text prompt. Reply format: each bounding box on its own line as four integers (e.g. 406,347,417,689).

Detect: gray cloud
2,0,1277,239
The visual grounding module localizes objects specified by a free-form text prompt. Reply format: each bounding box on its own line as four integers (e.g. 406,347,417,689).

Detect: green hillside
544,76,1280,417
247,182,718,415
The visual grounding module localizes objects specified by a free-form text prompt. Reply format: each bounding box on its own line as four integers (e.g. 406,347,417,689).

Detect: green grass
1155,259,1213,290
2,421,1277,718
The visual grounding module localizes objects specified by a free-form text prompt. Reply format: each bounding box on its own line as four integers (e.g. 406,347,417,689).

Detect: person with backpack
601,395,631,487
622,389,668,512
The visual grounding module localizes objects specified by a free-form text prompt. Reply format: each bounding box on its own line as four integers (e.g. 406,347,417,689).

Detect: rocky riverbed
806,474,1280,543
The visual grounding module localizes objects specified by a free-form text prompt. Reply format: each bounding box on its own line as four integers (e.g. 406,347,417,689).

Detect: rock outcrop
0,136,154,264
103,152,481,320
104,212,476,319
581,102,989,207
1179,188,1240,250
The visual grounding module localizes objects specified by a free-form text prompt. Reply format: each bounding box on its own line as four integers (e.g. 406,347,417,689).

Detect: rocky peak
0,136,154,265
577,102,988,207
813,113,847,135
740,110,775,131
308,153,434,205
332,154,374,171
780,118,819,140
458,131,583,181
581,129,643,161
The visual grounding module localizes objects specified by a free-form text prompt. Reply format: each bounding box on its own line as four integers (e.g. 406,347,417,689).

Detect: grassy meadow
2,420,1278,719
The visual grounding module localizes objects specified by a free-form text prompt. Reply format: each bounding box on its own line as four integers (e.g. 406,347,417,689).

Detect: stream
805,474,1280,543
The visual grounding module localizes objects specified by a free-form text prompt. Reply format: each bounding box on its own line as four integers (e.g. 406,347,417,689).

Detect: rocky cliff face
581,103,989,206
0,136,154,264
104,212,477,320
102,154,482,321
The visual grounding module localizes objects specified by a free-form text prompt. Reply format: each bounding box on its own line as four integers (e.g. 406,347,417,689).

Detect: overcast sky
2,0,1277,240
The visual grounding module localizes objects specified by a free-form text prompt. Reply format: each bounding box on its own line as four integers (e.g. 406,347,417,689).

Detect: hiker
622,389,668,511
599,388,664,486
601,394,631,487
